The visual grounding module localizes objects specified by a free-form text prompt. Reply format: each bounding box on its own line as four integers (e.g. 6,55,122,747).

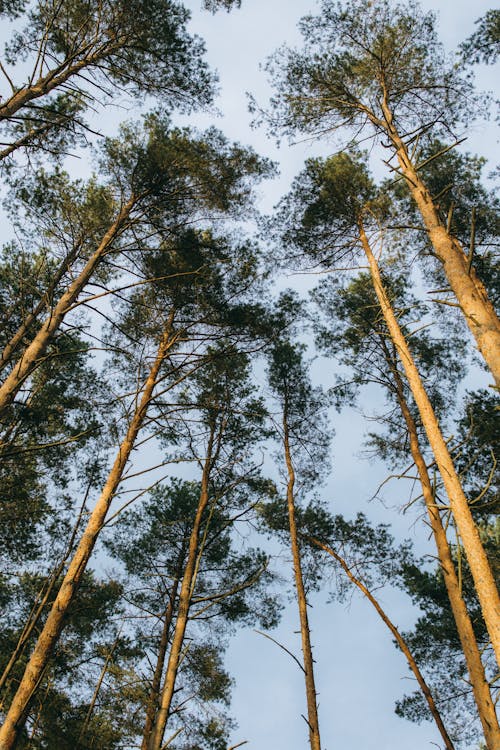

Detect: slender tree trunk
141,559,184,750
0,194,136,416
385,344,500,750
308,536,455,750
359,222,500,670
283,406,322,750
78,630,122,742
380,102,500,388
0,313,176,750
147,427,216,750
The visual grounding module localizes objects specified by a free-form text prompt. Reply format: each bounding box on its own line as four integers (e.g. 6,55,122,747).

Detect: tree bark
308,536,455,750
380,101,500,389
0,313,175,750
141,558,184,750
283,405,322,750
147,426,216,750
385,343,500,750
0,194,136,416
359,222,500,671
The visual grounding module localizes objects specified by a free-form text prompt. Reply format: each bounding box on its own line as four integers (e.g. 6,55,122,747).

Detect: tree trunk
359,222,500,671
283,407,322,750
147,427,216,750
385,344,500,750
141,559,184,750
0,194,136,416
0,314,175,750
380,102,500,389
308,536,455,750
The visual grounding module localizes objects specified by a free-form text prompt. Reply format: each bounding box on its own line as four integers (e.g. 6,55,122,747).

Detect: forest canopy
0,2,498,750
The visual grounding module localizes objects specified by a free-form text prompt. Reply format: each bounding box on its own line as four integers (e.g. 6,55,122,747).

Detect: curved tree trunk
0,315,175,750
359,223,500,672
283,406,322,750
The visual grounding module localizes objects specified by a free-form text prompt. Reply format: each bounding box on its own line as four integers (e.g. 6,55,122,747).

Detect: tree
0,115,273,414
273,151,500,746
312,272,499,749
0,0,216,161
145,344,273,750
107,478,278,749
265,340,332,750
262,0,500,387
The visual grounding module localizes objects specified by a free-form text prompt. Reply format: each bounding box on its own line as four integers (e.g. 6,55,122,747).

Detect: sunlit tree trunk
0,313,176,750
384,342,500,750
380,100,500,389
147,426,216,750
283,403,322,750
0,195,136,416
359,221,500,672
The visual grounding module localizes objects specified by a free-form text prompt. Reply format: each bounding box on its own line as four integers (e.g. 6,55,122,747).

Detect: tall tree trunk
307,536,455,750
0,313,176,750
141,556,184,750
383,342,500,750
359,222,500,670
380,101,500,388
283,406,322,750
147,427,216,750
0,194,136,416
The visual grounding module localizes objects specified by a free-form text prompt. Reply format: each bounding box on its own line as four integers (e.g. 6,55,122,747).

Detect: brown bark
283,406,322,750
0,194,136,416
384,342,500,750
308,536,455,750
380,101,500,389
0,242,83,374
359,223,500,670
141,558,184,750
0,314,175,750
0,45,116,123
147,426,216,750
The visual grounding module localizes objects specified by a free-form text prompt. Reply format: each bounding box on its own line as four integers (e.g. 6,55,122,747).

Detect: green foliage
395,525,499,745
262,0,479,142
461,9,500,64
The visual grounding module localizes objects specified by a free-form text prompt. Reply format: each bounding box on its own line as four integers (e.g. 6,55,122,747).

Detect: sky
1,1,497,748
168,2,498,750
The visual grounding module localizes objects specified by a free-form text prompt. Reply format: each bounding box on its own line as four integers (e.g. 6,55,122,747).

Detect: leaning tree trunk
308,536,455,750
384,342,500,750
0,194,136,416
147,427,216,750
380,101,500,389
283,404,322,750
0,314,176,750
359,221,500,672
